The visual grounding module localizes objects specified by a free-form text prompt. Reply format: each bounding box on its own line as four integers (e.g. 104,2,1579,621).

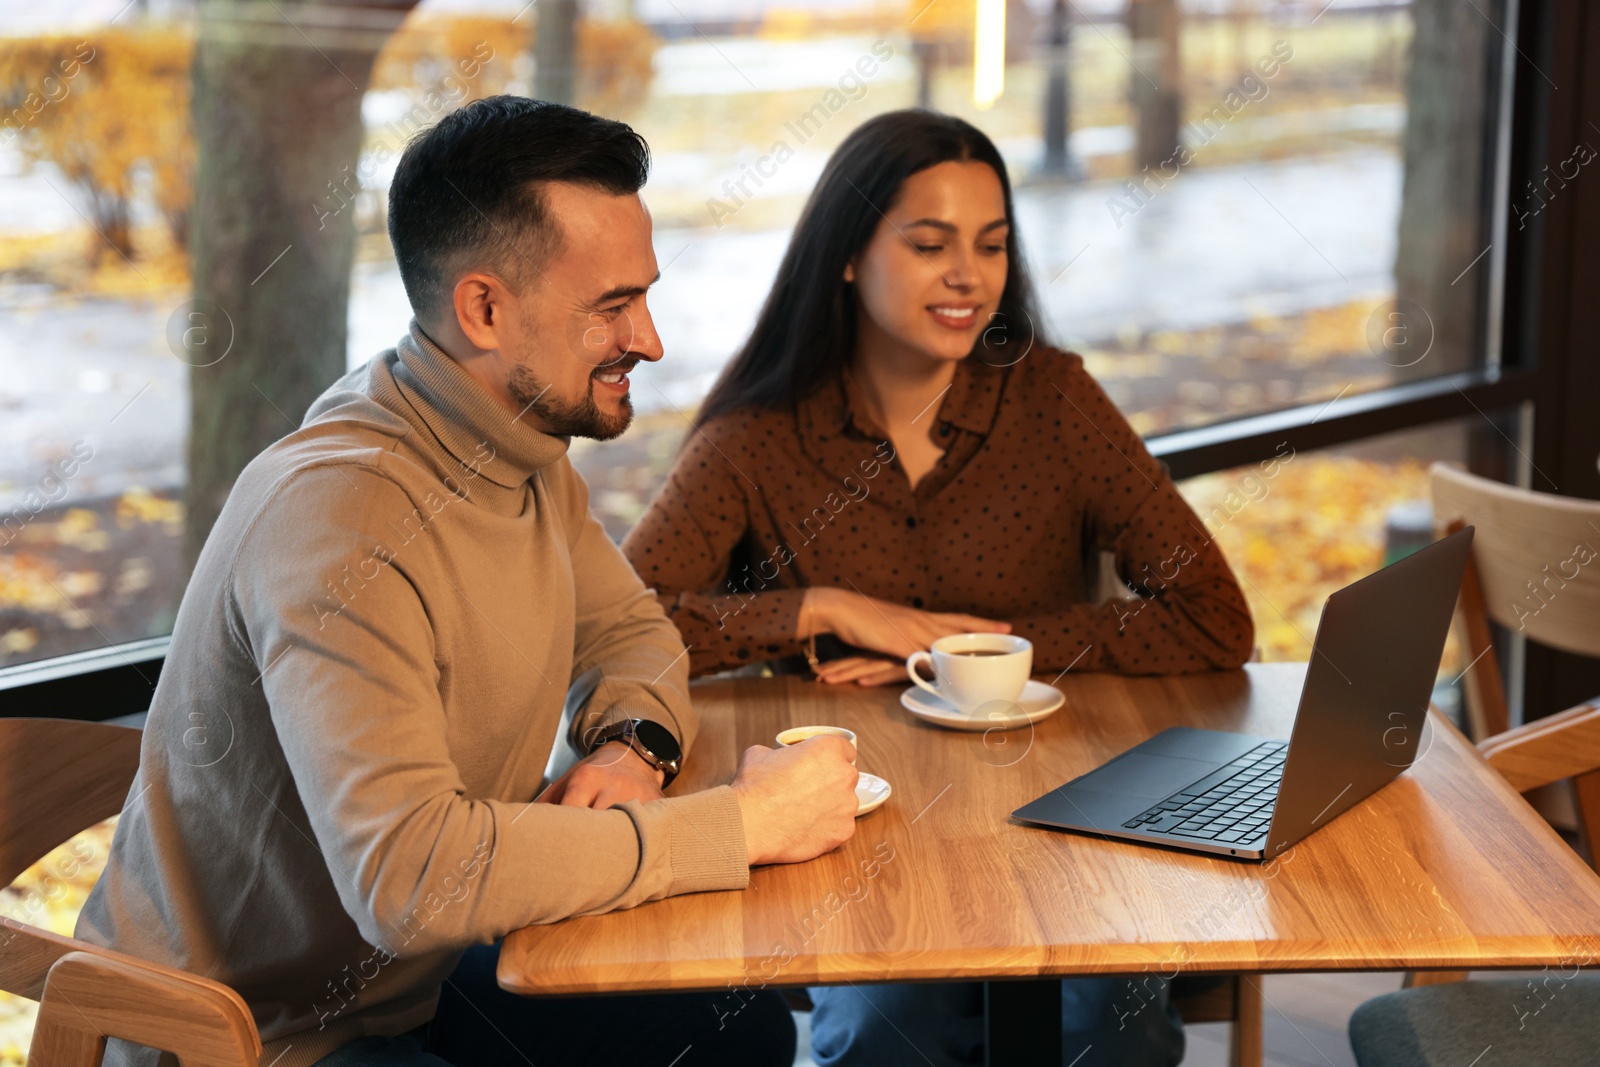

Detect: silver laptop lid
1262,525,1475,860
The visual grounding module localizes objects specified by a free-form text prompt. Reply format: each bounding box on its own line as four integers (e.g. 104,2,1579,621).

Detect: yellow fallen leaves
8,508,104,552
3,820,115,935
1180,452,1459,668
115,486,183,533
0,1022,32,1067
0,489,183,657
0,553,102,619
0,819,116,1058
1296,302,1381,367
43,509,106,552
0,630,38,657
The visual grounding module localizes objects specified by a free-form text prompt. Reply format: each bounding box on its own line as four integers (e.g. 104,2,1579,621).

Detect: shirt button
912,597,925,608
905,516,917,529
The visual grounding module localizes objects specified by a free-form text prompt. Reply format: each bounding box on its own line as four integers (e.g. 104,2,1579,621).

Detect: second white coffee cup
776,725,858,764
906,633,1032,714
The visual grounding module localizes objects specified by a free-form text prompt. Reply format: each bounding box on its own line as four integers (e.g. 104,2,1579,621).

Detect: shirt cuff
692,586,810,674
622,784,750,896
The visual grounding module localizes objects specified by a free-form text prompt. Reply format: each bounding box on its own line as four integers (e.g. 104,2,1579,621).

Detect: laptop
1012,525,1475,861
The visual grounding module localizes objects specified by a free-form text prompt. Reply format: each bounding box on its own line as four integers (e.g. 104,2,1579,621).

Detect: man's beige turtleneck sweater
76,324,749,1066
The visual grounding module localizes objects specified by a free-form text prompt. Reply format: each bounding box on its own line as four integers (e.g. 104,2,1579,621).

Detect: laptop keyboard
1120,741,1287,846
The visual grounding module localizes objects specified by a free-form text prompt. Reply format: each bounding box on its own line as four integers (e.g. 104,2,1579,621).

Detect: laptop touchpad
1074,752,1213,800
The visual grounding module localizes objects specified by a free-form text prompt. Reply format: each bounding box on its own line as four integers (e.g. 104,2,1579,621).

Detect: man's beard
508,361,634,441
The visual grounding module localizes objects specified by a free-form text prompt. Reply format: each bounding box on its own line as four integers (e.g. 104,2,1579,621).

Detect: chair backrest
0,716,264,1067
0,718,142,887
1431,464,1600,867
31,949,261,1067
1431,463,1600,657
0,718,263,1064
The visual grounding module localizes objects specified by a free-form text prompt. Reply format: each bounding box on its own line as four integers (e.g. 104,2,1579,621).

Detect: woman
624,110,1251,686
624,111,1252,1066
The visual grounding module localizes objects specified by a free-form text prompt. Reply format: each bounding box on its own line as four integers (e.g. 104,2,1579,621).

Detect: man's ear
452,272,503,351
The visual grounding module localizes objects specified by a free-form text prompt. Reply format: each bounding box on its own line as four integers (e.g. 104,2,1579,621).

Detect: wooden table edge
497,939,1600,997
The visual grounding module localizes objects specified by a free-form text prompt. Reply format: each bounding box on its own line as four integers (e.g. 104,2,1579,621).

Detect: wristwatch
586,718,683,787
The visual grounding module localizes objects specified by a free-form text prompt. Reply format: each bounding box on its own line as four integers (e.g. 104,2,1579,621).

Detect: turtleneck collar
390,321,570,489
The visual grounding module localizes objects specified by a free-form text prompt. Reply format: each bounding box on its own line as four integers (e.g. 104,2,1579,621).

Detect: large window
0,0,1523,660
0,0,1510,668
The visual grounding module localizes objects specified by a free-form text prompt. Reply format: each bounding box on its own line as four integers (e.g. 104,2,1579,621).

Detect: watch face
633,720,682,764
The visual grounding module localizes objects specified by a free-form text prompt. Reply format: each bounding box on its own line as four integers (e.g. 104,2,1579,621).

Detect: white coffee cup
776,725,858,764
906,633,1032,714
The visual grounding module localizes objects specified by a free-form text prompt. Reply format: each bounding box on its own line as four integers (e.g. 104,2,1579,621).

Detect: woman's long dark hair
694,109,1046,427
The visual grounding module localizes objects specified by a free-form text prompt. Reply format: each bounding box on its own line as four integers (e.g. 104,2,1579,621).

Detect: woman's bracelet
802,590,822,675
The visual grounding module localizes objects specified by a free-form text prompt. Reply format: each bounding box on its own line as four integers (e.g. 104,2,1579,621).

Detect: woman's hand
804,587,1011,660
815,655,909,687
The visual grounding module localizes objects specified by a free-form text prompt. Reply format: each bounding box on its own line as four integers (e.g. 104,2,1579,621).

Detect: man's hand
537,741,664,809
731,736,859,866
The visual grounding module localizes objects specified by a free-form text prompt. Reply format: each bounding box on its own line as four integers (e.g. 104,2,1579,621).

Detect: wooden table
501,664,1600,1055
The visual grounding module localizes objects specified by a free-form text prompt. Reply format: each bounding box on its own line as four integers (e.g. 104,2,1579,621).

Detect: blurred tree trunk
184,0,417,571
1394,0,1495,382
1127,0,1181,171
1040,0,1076,178
913,38,935,109
536,0,579,103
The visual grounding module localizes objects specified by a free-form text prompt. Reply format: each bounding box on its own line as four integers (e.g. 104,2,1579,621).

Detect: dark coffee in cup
906,633,1033,714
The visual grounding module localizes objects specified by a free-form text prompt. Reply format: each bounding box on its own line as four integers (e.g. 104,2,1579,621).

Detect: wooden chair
1170,975,1263,1067
1406,464,1600,988
1430,463,1600,742
0,717,262,1065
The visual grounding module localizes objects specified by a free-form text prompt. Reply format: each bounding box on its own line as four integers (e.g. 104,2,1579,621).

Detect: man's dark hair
387,96,651,324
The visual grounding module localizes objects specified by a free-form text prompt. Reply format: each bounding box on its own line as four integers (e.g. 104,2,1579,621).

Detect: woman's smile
926,302,981,330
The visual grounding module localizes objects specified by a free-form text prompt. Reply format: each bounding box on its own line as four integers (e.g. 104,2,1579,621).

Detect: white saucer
856,772,891,816
899,680,1065,731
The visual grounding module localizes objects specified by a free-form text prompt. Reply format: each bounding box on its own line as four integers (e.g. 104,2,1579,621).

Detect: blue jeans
311,943,795,1067
809,978,1185,1067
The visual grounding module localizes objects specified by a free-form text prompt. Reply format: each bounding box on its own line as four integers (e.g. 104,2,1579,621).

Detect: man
77,96,860,1067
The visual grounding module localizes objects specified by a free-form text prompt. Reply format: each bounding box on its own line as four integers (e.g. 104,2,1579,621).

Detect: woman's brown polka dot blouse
622,347,1255,678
